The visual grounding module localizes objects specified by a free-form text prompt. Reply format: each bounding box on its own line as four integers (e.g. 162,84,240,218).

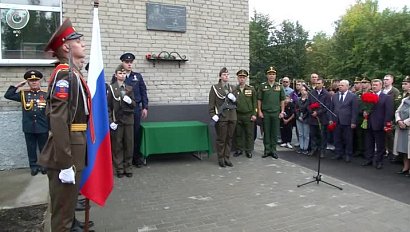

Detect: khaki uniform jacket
107,82,136,125
257,82,285,113
208,82,237,121
39,64,89,171
235,84,257,116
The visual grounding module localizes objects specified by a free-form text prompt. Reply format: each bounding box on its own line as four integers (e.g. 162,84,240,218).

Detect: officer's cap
219,67,228,77
266,66,277,74
120,52,135,61
354,76,361,83
24,70,43,81
44,18,83,52
236,69,248,77
115,64,125,72
402,76,410,83
361,76,371,83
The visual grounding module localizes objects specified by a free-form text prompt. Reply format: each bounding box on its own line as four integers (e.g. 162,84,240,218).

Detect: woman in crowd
295,86,310,155
393,76,410,176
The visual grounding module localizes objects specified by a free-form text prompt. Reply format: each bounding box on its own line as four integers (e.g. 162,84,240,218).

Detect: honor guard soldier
38,18,91,232
257,66,285,159
209,67,238,167
108,65,137,178
233,69,257,158
4,70,48,176
118,52,149,167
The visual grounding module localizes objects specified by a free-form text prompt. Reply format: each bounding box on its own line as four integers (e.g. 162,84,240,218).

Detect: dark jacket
295,97,309,123
4,86,48,133
330,91,358,126
368,92,393,131
124,71,148,110
307,88,331,125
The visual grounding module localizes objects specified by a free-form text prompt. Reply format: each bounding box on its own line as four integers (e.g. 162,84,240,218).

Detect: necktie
339,93,343,102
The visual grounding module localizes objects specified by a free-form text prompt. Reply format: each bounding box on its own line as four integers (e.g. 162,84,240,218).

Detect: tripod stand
297,148,343,190
297,84,342,190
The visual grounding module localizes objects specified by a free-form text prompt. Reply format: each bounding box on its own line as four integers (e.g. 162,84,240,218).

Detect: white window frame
0,2,62,66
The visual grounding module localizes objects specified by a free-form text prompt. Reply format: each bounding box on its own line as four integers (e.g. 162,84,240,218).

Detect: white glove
227,93,236,102
59,166,75,184
110,122,118,130
123,95,132,104
212,115,219,122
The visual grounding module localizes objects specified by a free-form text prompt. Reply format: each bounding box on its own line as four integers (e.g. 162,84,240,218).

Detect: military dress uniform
4,70,48,175
234,70,257,158
38,19,90,232
209,80,237,167
108,71,136,177
257,68,286,157
119,53,149,166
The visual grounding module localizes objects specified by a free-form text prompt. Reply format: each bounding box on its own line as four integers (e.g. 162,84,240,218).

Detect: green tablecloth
140,121,212,158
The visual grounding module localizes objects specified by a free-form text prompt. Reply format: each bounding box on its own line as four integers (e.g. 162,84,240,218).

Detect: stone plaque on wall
146,2,186,32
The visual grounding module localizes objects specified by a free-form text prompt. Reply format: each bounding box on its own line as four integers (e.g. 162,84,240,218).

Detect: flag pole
83,2,99,231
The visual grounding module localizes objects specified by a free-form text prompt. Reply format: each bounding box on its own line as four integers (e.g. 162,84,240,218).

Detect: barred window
0,0,61,65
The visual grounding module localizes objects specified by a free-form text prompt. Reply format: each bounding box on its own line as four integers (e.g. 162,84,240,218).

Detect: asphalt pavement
84,140,410,232
2,139,409,232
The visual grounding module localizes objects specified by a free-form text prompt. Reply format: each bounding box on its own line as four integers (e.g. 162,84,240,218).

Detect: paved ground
83,140,410,232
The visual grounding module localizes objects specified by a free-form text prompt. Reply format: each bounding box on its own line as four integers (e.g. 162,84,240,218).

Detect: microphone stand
297,85,342,190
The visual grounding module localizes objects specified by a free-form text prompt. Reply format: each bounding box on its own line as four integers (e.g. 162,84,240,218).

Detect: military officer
38,18,90,232
108,65,137,178
353,76,371,157
352,76,362,93
233,69,257,158
118,52,149,168
4,70,48,176
257,66,286,159
209,67,237,167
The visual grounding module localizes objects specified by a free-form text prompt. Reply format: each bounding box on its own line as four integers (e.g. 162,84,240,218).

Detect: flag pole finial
94,0,99,8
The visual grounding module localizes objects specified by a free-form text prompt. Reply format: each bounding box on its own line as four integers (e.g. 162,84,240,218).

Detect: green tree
305,33,334,80
271,20,309,80
249,11,273,87
330,0,410,80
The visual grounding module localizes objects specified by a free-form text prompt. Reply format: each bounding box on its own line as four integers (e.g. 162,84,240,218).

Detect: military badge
274,85,281,91
244,89,252,96
54,80,69,99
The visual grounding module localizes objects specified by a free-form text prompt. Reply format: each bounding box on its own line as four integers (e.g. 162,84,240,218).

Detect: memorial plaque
146,2,186,32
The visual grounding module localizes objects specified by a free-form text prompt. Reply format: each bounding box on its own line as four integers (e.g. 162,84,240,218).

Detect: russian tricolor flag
80,6,113,206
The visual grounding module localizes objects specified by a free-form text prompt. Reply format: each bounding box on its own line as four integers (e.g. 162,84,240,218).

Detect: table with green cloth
140,121,213,162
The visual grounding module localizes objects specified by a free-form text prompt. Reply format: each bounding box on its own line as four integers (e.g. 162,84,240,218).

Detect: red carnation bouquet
309,102,320,111
361,92,379,129
309,102,322,129
327,122,337,132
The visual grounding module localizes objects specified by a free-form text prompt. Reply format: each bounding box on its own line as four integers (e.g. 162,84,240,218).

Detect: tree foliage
249,12,309,86
250,0,410,85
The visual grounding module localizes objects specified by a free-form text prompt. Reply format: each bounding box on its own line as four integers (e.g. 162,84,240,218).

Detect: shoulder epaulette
48,63,69,84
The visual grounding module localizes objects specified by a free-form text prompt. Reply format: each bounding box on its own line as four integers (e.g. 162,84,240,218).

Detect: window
0,0,61,65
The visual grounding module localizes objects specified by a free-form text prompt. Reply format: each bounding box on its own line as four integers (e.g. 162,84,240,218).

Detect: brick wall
0,0,249,111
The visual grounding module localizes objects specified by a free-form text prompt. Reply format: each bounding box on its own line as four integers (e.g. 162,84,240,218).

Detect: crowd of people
208,66,410,178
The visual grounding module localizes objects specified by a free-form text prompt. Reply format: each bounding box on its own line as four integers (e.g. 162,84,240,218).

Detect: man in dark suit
307,77,331,158
329,80,358,162
362,79,394,169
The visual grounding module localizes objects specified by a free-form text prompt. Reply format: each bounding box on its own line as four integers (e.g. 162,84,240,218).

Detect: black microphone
302,83,312,91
